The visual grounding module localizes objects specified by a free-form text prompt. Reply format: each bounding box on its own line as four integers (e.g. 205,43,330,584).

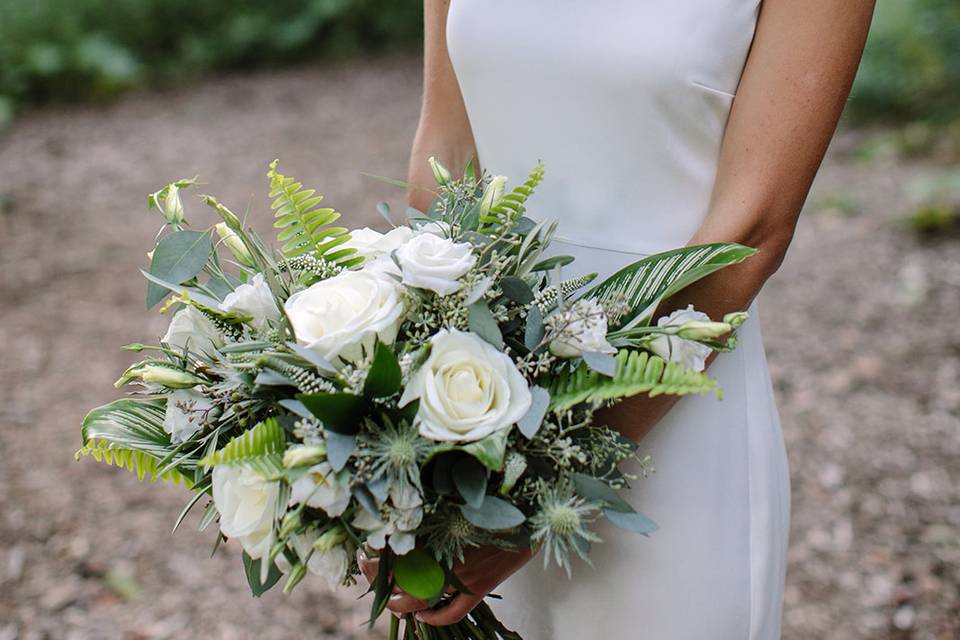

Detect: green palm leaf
267,160,363,267
584,243,757,329
78,398,193,482
547,350,717,411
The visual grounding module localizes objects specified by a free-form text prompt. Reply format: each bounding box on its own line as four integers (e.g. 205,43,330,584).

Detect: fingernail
414,613,424,622
390,593,403,601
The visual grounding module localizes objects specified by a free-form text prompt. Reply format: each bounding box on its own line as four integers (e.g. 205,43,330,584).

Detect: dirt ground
0,55,958,640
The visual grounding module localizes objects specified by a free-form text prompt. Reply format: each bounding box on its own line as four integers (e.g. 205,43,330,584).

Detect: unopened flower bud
215,222,255,267
722,311,749,328
115,363,204,389
164,185,184,225
428,156,452,186
479,175,507,217
282,562,308,593
313,525,348,553
499,452,528,495
675,321,732,341
282,445,326,468
279,511,303,539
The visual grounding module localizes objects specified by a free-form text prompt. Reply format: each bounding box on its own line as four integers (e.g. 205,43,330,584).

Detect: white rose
647,305,714,372
162,306,223,355
342,226,413,261
400,329,532,442
212,466,279,559
284,270,404,363
288,462,351,517
548,299,616,359
395,232,476,296
163,387,214,442
218,273,280,331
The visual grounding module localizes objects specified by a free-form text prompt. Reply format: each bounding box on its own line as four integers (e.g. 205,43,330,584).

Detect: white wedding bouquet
79,159,754,639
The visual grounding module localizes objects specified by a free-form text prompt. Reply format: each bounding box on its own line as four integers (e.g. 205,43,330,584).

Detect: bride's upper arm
693,0,876,270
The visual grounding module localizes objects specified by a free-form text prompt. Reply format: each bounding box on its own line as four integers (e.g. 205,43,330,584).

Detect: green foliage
547,350,717,411
851,0,960,123
78,398,193,482
267,160,361,266
0,0,422,114
586,243,756,329
479,164,545,235
392,549,446,600
200,417,285,468
146,229,212,308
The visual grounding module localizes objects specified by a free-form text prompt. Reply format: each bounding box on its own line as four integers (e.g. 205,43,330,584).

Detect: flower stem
389,615,400,640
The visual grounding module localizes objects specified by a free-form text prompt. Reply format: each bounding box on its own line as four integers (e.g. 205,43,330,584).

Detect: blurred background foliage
0,0,422,121
0,0,957,126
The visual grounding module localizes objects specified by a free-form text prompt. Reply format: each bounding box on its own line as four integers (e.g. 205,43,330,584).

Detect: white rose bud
218,273,280,331
215,222,255,267
400,329,533,442
284,270,404,363
162,306,223,355
395,232,476,296
341,226,413,262
548,299,616,359
428,156,452,186
212,466,279,559
647,305,714,372
479,175,507,217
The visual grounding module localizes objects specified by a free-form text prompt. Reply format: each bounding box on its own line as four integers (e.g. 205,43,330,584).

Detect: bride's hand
360,545,532,625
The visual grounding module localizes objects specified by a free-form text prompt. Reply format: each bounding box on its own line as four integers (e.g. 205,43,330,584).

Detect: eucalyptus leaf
463,276,494,306
140,270,221,310
500,276,535,304
393,549,446,600
468,302,504,350
376,201,393,226
242,551,282,597
582,351,618,377
452,457,487,509
285,342,338,375
147,230,212,308
517,387,550,439
297,392,366,435
278,399,313,420
432,455,455,495
524,305,545,351
604,509,658,536
325,431,356,472
459,496,526,530
352,484,381,519
364,341,402,398
531,255,574,272
570,473,633,513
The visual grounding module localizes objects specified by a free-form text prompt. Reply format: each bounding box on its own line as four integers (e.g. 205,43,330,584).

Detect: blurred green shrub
0,0,421,113
850,0,960,123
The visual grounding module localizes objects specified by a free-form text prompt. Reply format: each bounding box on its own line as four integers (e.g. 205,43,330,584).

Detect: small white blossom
289,462,351,517
218,273,280,331
547,299,616,359
163,387,214,442
162,306,223,355
647,305,714,372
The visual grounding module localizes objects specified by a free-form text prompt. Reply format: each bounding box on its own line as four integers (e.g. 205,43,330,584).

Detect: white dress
447,2,790,639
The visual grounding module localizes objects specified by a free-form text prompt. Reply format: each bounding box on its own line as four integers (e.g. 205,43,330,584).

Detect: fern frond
200,418,286,469
75,442,188,484
547,350,717,411
267,160,364,267
479,163,545,235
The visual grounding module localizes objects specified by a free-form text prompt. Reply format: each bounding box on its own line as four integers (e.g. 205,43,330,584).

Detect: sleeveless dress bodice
447,3,790,640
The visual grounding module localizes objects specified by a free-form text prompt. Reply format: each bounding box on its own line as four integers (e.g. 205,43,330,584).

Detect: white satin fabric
447,2,790,638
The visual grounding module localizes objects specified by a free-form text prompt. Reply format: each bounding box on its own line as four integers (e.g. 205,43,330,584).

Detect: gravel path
1,55,957,640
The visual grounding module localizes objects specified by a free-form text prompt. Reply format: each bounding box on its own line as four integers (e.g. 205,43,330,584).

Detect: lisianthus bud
283,445,327,468
215,222,255,267
722,311,749,328
283,562,308,594
115,363,205,389
479,175,507,217
164,185,184,225
428,156,452,186
279,511,303,539
675,321,732,341
313,525,348,553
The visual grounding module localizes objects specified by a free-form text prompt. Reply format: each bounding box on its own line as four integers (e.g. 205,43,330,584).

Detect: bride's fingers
415,593,483,626
386,592,428,614
358,557,379,585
